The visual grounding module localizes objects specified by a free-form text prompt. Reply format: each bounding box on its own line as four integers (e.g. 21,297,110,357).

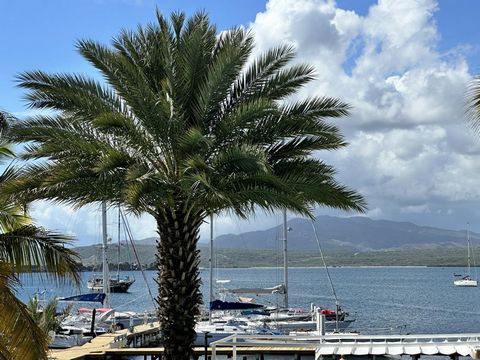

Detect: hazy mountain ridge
213,215,474,250
74,215,477,267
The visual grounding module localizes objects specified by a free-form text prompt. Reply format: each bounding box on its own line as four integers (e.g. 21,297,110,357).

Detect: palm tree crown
9,11,366,359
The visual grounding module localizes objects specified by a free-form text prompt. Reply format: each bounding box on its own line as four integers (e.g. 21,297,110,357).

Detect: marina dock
213,333,480,359
49,323,480,360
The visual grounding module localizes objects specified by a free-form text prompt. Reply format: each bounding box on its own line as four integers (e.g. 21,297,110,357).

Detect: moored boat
203,212,355,343
454,223,477,287
87,275,135,293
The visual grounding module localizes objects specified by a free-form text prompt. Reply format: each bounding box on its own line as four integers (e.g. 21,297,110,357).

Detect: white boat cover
437,345,457,355
421,345,439,355
315,343,476,359
387,345,404,355
404,345,422,355
371,346,387,355
352,346,370,355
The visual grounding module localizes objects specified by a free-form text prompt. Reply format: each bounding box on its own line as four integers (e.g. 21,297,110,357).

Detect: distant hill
74,242,159,267
74,215,478,267
135,237,158,245
214,215,475,251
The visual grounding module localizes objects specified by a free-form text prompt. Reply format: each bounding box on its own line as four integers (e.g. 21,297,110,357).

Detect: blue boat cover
59,293,106,304
209,299,264,311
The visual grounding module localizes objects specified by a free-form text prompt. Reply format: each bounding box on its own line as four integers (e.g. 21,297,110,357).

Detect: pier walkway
49,322,158,360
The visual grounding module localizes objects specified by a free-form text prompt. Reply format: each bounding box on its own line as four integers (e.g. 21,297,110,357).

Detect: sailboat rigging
311,219,348,331
454,222,477,287
87,203,135,294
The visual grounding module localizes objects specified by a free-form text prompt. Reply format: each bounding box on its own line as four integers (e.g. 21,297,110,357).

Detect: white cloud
248,0,477,230
30,202,159,245
400,204,431,214
365,207,384,218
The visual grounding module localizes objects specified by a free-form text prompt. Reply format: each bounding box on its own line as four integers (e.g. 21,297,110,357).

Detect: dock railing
211,333,480,360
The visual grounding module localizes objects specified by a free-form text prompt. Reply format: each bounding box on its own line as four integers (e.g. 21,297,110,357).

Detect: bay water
19,266,480,334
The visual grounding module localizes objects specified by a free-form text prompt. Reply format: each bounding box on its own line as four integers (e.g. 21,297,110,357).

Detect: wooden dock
50,324,480,360
49,330,128,360
49,322,157,360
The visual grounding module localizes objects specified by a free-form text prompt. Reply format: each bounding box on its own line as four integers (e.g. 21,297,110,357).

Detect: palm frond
273,158,367,212
0,164,30,233
0,144,14,159
0,263,48,360
195,27,253,131
228,45,296,107
260,63,316,100
0,225,80,285
0,111,15,159
467,75,480,133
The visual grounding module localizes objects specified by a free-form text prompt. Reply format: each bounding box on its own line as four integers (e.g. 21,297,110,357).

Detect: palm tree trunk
155,203,203,360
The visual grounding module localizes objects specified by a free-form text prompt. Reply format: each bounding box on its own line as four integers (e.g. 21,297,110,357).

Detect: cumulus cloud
249,0,477,230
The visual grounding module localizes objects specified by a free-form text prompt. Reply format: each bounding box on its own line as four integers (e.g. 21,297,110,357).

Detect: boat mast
283,209,288,309
311,220,340,332
209,213,214,324
101,201,110,307
117,207,121,280
467,222,471,278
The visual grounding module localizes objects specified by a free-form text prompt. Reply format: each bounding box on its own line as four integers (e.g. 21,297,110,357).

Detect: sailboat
202,211,353,334
87,204,135,294
454,223,477,287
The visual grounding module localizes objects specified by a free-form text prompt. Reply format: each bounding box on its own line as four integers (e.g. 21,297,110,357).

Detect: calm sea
18,266,480,334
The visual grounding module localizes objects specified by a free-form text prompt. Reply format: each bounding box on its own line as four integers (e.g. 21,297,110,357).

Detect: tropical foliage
0,110,80,360
9,11,366,359
27,296,72,336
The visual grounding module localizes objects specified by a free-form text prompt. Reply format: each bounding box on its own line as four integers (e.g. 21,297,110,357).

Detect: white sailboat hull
454,224,477,287
454,279,477,287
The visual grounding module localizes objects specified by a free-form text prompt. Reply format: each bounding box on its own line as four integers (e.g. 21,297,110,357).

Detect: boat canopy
59,293,106,304
209,300,264,311
221,284,285,295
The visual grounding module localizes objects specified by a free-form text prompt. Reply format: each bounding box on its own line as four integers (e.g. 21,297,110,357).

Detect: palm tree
0,111,80,360
27,296,72,338
9,11,366,359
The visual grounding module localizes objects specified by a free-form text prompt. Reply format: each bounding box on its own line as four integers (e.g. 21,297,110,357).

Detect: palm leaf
0,225,80,285
0,263,49,360
467,75,480,132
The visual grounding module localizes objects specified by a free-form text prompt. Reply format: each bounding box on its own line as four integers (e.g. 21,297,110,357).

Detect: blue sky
2,0,480,244
2,0,479,113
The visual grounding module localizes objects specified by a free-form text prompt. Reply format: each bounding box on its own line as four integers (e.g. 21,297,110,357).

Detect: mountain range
212,215,475,251
74,215,478,267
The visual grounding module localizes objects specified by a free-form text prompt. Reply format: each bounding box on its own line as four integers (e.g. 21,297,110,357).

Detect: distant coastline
75,245,478,269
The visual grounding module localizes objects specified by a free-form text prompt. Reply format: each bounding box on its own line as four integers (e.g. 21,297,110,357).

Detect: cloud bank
249,0,478,226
